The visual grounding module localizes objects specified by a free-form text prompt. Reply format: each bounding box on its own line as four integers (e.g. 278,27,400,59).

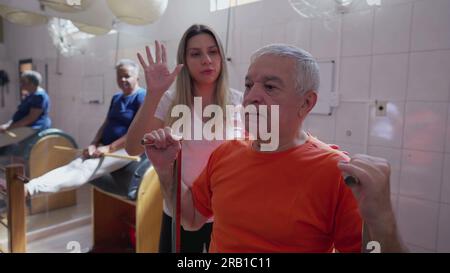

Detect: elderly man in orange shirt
142,44,406,253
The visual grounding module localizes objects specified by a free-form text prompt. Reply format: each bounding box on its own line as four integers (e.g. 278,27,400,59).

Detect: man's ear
298,90,317,118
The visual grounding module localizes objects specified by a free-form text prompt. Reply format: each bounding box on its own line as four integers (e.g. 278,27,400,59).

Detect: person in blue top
1,70,51,132
83,59,146,159
25,59,147,196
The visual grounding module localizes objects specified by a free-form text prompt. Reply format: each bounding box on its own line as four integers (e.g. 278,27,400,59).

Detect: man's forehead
246,55,295,81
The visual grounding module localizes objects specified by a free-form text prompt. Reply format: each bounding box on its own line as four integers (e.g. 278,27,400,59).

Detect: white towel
26,149,131,196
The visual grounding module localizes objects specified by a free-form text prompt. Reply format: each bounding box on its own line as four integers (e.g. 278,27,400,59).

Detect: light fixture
106,0,168,25
0,4,48,26
39,0,93,13
289,0,382,19
72,21,112,35
366,0,381,6
48,18,89,57
335,0,353,6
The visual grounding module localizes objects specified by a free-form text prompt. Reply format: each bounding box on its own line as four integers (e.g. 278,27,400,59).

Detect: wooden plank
136,167,163,253
6,164,26,253
92,187,135,252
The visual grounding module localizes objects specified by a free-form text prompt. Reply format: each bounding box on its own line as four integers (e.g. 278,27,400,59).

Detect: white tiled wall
339,56,371,100
373,3,412,55
369,101,405,148
307,0,450,252
410,0,450,51
398,196,440,251
341,9,374,57
403,102,447,152
371,53,409,101
0,0,449,252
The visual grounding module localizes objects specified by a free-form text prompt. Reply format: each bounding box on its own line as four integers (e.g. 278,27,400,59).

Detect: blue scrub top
12,88,51,130
101,88,146,145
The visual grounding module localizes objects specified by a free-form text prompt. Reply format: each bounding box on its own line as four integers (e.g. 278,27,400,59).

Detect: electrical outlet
375,101,387,117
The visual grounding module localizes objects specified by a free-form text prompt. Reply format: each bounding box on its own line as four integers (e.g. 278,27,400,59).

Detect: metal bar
15,174,29,184
6,164,26,253
171,146,182,253
1,165,29,183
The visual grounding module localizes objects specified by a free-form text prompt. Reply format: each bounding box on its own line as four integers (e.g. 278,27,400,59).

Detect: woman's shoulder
31,88,49,102
227,88,243,106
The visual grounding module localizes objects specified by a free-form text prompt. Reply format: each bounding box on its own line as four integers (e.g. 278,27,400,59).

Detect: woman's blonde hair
166,24,229,126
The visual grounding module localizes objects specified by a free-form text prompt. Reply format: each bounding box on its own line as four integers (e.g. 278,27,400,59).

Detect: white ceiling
0,0,116,29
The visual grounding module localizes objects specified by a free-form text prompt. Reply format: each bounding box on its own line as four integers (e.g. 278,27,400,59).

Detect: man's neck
252,130,308,153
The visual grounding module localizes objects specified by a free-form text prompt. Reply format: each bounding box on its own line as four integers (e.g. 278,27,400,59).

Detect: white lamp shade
39,0,93,13
106,0,168,25
0,5,48,26
72,21,111,35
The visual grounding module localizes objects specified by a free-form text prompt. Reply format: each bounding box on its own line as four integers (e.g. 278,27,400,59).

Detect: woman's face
116,65,138,95
20,77,37,93
185,33,222,86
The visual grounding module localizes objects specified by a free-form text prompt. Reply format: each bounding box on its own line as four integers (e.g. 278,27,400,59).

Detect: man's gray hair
251,44,320,95
115,59,140,77
21,70,42,87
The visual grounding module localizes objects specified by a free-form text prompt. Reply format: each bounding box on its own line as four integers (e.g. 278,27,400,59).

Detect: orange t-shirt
191,136,362,253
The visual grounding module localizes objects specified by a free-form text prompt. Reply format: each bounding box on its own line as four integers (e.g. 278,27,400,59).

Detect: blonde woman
126,24,242,252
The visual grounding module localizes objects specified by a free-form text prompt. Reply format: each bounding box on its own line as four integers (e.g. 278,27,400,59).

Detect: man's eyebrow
263,76,284,86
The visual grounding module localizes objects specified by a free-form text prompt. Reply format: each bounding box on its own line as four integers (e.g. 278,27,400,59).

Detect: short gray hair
21,70,42,87
251,44,320,95
115,59,140,77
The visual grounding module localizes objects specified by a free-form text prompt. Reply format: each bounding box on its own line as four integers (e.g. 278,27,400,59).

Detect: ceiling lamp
0,5,48,26
289,0,382,19
106,0,168,25
39,0,93,13
48,18,86,57
72,21,112,35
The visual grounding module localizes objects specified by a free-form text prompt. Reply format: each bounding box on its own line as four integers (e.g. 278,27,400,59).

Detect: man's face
243,54,304,141
116,65,138,95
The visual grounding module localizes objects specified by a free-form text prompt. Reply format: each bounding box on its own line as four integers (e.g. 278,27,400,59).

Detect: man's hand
338,154,393,226
338,154,407,252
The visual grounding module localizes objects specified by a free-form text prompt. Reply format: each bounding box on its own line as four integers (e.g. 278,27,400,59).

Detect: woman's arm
143,127,208,230
7,108,43,129
125,41,183,156
126,94,165,155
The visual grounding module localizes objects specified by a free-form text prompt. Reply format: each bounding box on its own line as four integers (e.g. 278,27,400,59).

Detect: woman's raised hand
137,41,184,98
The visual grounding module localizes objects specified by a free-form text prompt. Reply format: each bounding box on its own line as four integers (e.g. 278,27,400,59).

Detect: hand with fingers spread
142,126,182,172
338,154,407,252
137,41,184,99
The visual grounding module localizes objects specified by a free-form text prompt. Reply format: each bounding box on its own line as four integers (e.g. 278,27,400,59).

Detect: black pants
159,212,213,253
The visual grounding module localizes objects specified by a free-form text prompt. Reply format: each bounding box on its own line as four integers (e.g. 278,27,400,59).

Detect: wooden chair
92,166,163,252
